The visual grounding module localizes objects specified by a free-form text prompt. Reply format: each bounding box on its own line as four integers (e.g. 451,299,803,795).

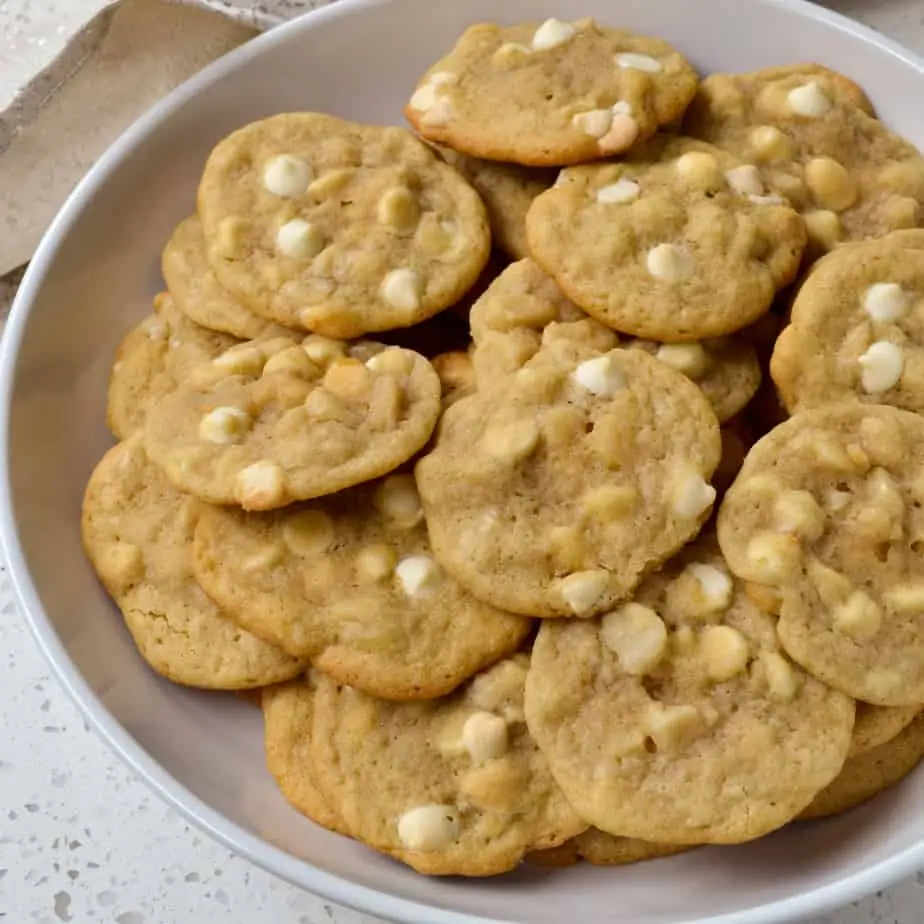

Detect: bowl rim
4,0,924,921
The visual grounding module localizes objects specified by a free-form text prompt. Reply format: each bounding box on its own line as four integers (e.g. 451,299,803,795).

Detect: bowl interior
7,0,924,921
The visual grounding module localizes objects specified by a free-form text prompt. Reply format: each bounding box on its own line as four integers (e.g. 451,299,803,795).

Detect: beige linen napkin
0,0,332,278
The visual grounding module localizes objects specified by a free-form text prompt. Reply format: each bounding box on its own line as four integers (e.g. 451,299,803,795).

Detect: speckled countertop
4,1,924,922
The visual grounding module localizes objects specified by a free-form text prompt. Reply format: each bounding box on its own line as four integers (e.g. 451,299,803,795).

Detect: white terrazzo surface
5,0,924,921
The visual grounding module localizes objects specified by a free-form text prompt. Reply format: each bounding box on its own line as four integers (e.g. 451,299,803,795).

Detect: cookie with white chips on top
406,18,698,166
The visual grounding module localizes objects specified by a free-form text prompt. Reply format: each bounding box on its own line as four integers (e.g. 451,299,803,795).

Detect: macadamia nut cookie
406,19,698,166
529,829,689,867
849,703,920,759
718,404,924,706
527,136,807,340
416,342,721,618
685,65,924,258
143,335,441,510
524,537,855,844
308,656,587,875
771,231,924,413
107,293,238,439
82,436,304,689
192,474,531,699
198,113,490,338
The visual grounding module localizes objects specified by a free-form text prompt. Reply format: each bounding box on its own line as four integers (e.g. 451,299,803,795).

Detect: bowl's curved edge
3,0,924,922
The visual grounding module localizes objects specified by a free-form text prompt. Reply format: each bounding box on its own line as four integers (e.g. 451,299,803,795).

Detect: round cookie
416,341,721,618
107,292,238,440
717,403,924,706
524,537,855,844
308,656,588,876
435,146,556,258
529,830,689,868
684,65,924,259
198,113,490,338
801,712,924,820
162,216,292,340
143,335,441,511
849,703,920,759
81,436,304,690
405,18,698,166
771,231,924,414
262,676,351,835
192,474,532,699
526,135,807,341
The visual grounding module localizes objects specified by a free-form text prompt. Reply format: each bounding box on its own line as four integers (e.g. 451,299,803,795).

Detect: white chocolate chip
598,112,639,154
262,154,313,197
572,108,613,138
760,652,800,703
700,625,750,682
675,151,723,188
600,603,667,675
429,71,458,86
395,554,439,597
864,283,909,323
656,343,709,379
355,544,397,583
482,418,540,463
377,187,420,231
645,703,703,752
380,268,421,312
743,532,799,584
774,490,826,540
687,563,734,612
419,96,454,127
646,243,693,282
825,489,852,512
748,193,787,205
611,100,633,116
306,168,352,198
884,582,924,614
571,355,625,397
282,509,334,557
558,569,610,614
276,219,323,259
833,589,882,641
302,336,345,367
787,81,833,117
615,52,662,72
198,406,251,445
263,346,319,378
493,42,533,66
581,484,638,521
409,83,437,111
397,805,460,850
213,345,265,376
374,474,424,528
725,164,764,196
531,17,575,51
859,341,904,393
462,712,509,763
235,461,286,510
670,468,716,519
596,178,640,204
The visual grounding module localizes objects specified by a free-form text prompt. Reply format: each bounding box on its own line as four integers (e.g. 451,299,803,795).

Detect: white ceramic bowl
5,1,924,921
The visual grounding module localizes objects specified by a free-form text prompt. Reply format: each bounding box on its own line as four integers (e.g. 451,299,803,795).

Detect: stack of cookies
83,15,924,877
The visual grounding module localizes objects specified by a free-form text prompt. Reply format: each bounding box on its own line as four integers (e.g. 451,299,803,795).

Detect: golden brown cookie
198,113,490,338
308,657,587,876
417,340,721,618
849,703,920,759
143,335,441,510
718,403,924,706
406,18,698,166
527,136,807,341
524,536,855,844
192,473,532,699
529,829,690,867
81,436,304,690
107,293,238,440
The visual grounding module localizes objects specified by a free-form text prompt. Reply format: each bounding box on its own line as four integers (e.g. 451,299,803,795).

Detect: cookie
524,536,855,844
142,335,441,511
192,474,532,699
771,231,924,414
801,712,924,820
81,436,304,690
162,216,293,340
197,113,490,338
435,146,556,258
469,259,760,422
308,656,587,875
262,676,351,835
849,703,920,759
107,292,238,440
406,18,698,166
684,64,924,259
529,830,689,867
717,403,924,706
526,135,807,341
416,340,721,618
431,350,475,409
